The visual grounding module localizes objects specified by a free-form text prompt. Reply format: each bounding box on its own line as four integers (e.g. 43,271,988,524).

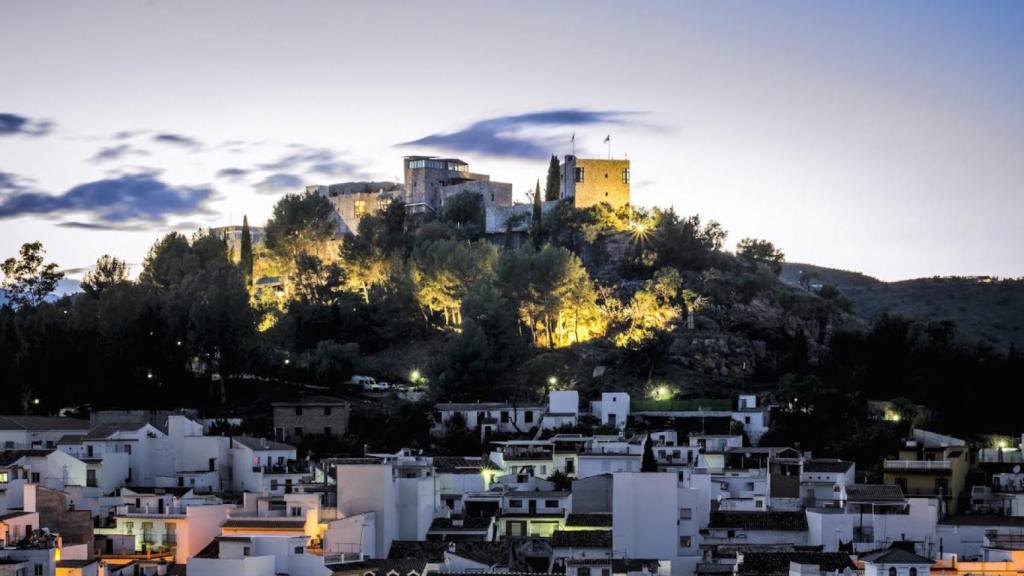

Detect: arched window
910,569,918,576
888,568,898,576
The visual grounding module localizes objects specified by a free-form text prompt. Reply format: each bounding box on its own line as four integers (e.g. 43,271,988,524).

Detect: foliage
531,180,543,249
81,255,130,297
439,191,485,240
312,340,359,386
544,155,561,202
736,238,785,275
264,190,338,267
2,242,64,307
615,267,684,349
240,215,254,283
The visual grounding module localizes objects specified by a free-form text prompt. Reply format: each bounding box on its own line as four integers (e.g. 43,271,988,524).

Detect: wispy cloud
0,171,216,226
152,132,202,148
216,167,250,181
0,112,54,137
256,145,369,179
400,108,651,160
90,143,151,163
0,171,37,194
254,173,303,193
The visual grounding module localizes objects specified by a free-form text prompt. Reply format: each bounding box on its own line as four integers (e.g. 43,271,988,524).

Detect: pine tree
544,154,560,201
531,180,543,249
240,215,253,284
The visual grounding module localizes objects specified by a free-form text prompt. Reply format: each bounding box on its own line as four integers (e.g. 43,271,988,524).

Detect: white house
591,393,630,430
230,437,304,495
860,546,933,576
0,416,89,450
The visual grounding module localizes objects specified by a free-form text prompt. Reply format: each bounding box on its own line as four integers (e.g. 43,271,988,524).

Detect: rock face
668,333,761,378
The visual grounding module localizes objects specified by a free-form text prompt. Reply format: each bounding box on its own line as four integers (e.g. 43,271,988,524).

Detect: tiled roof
436,402,544,411
232,436,295,451
448,541,512,566
272,396,349,407
0,511,36,521
433,456,496,474
507,491,570,499
551,530,612,549
0,450,54,466
565,513,613,528
0,416,89,431
738,552,855,575
803,459,854,473
428,517,492,532
860,547,934,565
845,484,905,502
709,511,808,532
387,540,447,562
221,518,305,530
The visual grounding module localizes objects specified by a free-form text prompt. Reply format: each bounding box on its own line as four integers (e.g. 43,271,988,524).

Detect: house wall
612,473,678,559
182,505,234,565
187,554,276,576
27,485,94,550
578,455,640,479
397,475,434,541
337,464,398,558
273,405,350,443
572,475,613,514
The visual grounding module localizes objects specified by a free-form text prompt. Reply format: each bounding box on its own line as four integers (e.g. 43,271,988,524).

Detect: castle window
622,168,630,184
354,200,367,218
575,167,585,183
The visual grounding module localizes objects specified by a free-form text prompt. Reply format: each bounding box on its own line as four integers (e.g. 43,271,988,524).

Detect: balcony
117,505,186,517
884,460,952,471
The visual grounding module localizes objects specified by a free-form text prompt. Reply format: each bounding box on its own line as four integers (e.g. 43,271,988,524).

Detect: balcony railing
117,505,186,517
884,460,952,471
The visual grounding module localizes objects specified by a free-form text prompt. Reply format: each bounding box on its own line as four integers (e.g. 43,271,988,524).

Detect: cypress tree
240,214,253,284
544,154,561,201
531,180,543,249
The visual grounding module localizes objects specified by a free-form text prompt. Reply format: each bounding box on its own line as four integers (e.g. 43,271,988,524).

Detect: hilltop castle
307,154,631,237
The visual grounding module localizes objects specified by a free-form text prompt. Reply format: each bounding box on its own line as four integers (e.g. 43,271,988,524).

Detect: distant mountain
0,278,83,307
780,262,1024,350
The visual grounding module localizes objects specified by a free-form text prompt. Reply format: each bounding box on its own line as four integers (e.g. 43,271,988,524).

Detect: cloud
256,146,369,179
254,173,303,193
152,132,201,148
0,171,37,194
0,112,53,137
90,143,150,163
400,108,650,160
216,167,250,180
57,221,151,232
0,171,215,226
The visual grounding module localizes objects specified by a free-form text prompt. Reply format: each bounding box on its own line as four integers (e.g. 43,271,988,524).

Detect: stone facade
308,182,402,235
559,156,631,209
272,397,351,443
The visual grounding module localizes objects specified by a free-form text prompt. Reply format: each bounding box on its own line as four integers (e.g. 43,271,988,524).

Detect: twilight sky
1,1,1022,281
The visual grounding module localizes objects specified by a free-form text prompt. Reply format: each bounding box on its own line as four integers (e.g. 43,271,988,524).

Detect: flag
604,134,610,143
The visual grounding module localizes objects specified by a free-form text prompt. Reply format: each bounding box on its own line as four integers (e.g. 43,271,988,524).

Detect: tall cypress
544,154,561,201
240,214,253,284
531,180,543,249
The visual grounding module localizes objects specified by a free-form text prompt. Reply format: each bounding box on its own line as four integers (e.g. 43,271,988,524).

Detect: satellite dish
1013,464,1020,474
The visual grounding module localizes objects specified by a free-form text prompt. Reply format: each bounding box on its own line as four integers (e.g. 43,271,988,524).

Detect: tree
736,238,785,275
139,232,197,288
641,440,658,472
531,180,543,249
264,190,337,265
81,255,130,296
544,154,560,201
312,340,359,386
291,253,343,304
240,215,254,284
1,242,64,307
439,191,484,239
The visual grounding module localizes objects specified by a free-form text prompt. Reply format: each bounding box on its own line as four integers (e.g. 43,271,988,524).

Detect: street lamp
548,376,557,387
411,369,421,384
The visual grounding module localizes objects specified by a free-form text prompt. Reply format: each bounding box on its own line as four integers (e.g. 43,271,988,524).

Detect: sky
1,1,1023,282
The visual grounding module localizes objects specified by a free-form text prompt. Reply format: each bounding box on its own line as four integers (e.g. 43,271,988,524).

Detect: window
622,168,630,184
0,471,7,483
31,472,40,483
679,535,692,548
579,568,591,576
888,568,897,576
354,200,367,218
727,529,736,538
509,499,523,508
243,546,251,556
501,411,510,423
295,407,302,416
324,407,332,416
679,508,693,520
545,499,559,508
525,411,534,423
910,569,918,576
271,479,279,490
291,506,303,517
35,565,43,576
575,167,585,182
294,546,304,554
86,470,97,487
602,570,610,576
294,427,303,437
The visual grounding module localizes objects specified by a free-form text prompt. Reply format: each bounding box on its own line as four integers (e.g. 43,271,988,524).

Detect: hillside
781,262,1024,350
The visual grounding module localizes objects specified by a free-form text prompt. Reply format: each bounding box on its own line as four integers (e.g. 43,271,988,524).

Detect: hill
781,262,1024,350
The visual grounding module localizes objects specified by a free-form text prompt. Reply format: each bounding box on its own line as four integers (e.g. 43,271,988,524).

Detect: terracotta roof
860,547,934,565
803,460,854,473
551,530,612,549
428,517,492,532
846,484,905,502
709,511,808,532
232,436,295,451
565,513,612,528
738,552,855,575
221,518,305,530
0,416,89,431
